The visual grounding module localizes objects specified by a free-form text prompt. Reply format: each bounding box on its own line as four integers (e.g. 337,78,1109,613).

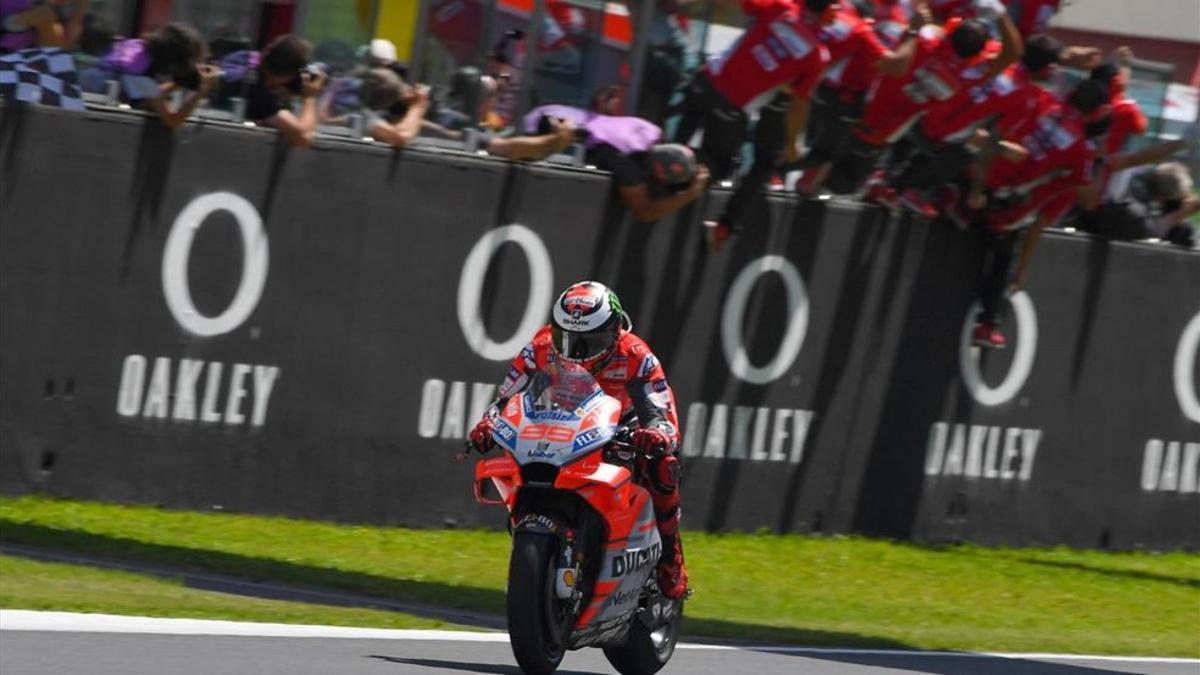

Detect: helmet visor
551,325,615,362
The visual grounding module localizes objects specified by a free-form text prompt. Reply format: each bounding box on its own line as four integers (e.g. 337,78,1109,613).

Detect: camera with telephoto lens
286,62,327,93
172,66,201,90
535,115,590,142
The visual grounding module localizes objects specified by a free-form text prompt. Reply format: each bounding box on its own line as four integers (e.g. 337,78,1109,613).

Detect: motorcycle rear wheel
507,531,573,675
602,598,682,675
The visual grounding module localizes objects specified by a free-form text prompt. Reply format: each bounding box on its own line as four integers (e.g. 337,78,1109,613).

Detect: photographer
1079,159,1198,249
426,66,506,134
525,104,707,222
359,67,430,149
0,0,89,52
88,22,218,130
240,33,327,147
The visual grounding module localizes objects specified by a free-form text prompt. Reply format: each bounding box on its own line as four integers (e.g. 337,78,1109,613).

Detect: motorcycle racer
468,280,689,599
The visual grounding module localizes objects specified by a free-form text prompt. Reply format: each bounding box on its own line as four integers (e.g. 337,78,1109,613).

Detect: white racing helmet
550,281,631,367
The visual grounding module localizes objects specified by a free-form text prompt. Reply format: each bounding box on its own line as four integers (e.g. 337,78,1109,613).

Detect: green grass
1,495,1198,657
0,554,471,630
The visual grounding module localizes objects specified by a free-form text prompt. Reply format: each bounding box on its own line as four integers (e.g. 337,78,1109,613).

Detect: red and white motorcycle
468,359,681,675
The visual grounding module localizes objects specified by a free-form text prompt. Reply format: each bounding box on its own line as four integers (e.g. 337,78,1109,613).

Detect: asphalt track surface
2,614,1197,675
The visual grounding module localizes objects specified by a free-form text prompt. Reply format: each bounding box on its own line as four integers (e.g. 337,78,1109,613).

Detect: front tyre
602,598,682,675
507,531,572,675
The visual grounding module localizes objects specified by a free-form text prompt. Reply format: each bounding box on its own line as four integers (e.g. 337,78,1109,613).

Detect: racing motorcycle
466,359,681,675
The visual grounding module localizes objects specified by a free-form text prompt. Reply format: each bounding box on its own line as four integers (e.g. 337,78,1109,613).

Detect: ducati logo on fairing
611,543,661,577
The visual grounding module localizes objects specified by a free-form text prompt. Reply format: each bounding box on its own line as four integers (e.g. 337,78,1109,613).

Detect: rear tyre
507,531,572,675
602,598,682,675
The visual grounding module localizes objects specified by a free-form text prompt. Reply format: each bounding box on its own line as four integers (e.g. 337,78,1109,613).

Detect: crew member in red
925,0,970,20
1088,54,1148,157
1007,0,1061,37
930,0,1103,66
824,9,1021,195
862,0,918,49
929,0,1055,36
468,281,689,599
969,79,1109,349
795,0,925,196
887,33,1064,216
672,0,834,250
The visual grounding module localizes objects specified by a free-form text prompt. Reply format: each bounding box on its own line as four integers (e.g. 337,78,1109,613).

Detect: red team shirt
920,63,1049,142
929,0,1061,36
817,6,889,96
1105,97,1148,155
856,32,997,144
705,0,831,107
869,0,915,48
985,103,1097,230
1007,0,1062,37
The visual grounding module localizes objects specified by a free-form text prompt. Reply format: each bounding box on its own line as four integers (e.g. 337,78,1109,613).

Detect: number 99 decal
519,424,576,443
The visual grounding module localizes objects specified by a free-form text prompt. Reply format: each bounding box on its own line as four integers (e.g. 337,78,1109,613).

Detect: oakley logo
458,225,554,361
959,292,1038,407
162,192,269,337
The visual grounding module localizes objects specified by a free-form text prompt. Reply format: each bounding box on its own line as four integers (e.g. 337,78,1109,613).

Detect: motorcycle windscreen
498,361,618,465
525,359,603,413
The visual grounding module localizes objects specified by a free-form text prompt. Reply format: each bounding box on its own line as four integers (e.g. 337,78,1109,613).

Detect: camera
286,62,327,93
173,66,201,90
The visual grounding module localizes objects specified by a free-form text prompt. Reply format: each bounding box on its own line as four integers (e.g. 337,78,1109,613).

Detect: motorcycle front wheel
507,531,573,675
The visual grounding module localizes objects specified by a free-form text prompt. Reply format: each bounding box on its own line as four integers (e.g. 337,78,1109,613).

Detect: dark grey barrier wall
2,104,1198,549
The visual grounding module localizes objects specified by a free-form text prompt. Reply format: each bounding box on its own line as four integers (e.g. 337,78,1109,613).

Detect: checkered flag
0,47,85,111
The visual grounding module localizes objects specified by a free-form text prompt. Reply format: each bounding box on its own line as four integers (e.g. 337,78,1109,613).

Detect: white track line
1,610,1196,665
0,611,505,642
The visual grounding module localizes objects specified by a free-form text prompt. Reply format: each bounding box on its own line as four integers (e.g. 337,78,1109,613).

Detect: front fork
554,534,581,603
512,513,585,614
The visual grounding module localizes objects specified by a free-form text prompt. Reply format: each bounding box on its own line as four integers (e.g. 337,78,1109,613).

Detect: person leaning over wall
238,33,327,147
426,66,506,135
359,67,430,148
525,103,708,223
86,22,219,130
0,0,89,53
72,10,113,91
1075,158,1199,249
477,113,577,162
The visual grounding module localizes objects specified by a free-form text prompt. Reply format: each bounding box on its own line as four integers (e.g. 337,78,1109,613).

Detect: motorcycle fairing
571,489,661,629
474,454,519,506
496,395,622,468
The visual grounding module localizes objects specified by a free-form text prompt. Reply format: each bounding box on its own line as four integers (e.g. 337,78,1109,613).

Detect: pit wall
2,104,1197,549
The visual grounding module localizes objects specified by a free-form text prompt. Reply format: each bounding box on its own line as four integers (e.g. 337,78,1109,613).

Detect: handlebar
456,425,659,463
603,425,660,465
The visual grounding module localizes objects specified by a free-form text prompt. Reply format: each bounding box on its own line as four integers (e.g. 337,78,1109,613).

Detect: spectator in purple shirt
88,22,219,129
0,0,88,52
523,104,709,222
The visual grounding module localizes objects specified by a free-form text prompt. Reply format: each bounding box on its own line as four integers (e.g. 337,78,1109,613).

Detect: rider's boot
649,454,689,599
656,527,689,600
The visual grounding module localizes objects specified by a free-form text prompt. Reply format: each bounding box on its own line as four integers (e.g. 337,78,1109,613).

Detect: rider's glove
632,426,672,456
972,0,1006,20
469,417,496,454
